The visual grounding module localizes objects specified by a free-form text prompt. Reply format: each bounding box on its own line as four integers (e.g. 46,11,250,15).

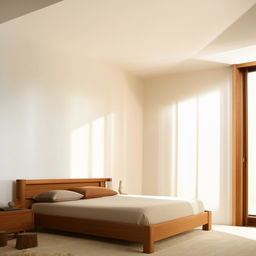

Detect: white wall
0,19,233,225
0,40,143,204
143,68,232,224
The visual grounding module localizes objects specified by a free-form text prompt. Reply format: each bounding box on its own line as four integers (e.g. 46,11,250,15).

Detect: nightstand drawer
0,209,34,233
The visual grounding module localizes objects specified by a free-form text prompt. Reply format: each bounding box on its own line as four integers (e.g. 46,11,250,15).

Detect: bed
16,178,212,253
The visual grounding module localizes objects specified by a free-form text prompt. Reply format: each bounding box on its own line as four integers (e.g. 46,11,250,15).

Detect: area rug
2,226,256,256
2,251,75,256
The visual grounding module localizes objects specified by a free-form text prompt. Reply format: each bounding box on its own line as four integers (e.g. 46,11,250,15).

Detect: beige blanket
33,194,204,225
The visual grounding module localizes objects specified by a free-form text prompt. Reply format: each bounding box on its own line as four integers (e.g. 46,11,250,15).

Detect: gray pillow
33,190,84,202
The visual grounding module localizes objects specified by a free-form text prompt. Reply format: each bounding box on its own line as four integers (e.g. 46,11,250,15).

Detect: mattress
32,194,204,225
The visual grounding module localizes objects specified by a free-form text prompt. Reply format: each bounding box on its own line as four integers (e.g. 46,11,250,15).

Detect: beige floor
1,225,256,256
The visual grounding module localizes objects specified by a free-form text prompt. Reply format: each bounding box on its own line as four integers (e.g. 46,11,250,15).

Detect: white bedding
32,194,204,225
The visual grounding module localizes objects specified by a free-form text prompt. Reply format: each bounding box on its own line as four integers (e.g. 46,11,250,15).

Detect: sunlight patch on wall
70,124,90,178
92,117,105,177
105,113,116,178
177,98,197,199
161,90,221,210
70,113,116,179
198,91,220,210
170,104,177,195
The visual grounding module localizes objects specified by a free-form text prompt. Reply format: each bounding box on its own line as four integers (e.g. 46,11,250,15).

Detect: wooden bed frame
16,178,212,253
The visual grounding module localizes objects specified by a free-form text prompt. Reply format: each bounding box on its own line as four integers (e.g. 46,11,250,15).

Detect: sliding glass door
248,71,256,218
233,62,256,226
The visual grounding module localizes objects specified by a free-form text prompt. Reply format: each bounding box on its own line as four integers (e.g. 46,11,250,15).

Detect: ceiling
0,0,256,76
198,4,256,65
0,0,63,24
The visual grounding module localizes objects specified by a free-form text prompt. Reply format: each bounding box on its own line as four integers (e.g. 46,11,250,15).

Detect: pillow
33,190,84,202
69,186,118,199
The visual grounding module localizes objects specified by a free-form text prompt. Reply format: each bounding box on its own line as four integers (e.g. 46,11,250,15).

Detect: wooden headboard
16,178,111,208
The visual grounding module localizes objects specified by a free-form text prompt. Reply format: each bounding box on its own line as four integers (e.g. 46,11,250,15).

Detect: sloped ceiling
197,5,256,65
0,0,63,24
0,0,255,76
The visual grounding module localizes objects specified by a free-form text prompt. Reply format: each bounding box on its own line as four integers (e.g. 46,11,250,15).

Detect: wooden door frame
232,61,256,226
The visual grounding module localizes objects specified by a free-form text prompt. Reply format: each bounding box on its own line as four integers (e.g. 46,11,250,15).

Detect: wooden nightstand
0,209,34,233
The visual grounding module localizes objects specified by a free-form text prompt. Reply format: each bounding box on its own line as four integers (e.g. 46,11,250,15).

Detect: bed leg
143,226,154,253
203,211,212,231
143,240,154,254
